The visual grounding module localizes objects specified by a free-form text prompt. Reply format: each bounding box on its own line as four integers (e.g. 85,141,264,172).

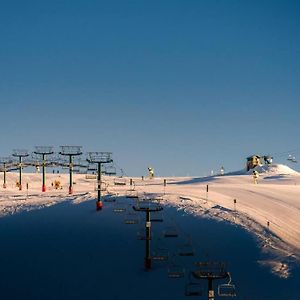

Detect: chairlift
86,174,97,179
124,212,139,224
218,273,236,297
151,210,164,222
87,165,97,172
178,243,195,257
114,178,127,186
113,203,127,213
105,165,117,176
167,263,185,278
136,227,148,240
126,190,139,199
152,247,169,261
185,273,203,297
185,283,203,297
104,195,116,203
164,226,179,238
94,181,108,192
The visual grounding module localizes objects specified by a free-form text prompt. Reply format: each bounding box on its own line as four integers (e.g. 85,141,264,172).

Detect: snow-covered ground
1,164,300,277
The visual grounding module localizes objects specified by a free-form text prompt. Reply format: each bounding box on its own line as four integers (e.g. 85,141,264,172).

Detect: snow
1,164,300,277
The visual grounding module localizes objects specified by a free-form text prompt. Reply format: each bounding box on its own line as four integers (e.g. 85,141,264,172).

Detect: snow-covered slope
247,164,299,175
1,166,300,277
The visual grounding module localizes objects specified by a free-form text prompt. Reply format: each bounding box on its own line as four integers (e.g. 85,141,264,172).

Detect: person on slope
253,170,259,184
148,167,154,179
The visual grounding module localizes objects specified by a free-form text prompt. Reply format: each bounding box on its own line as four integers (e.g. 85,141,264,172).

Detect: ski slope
0,164,299,277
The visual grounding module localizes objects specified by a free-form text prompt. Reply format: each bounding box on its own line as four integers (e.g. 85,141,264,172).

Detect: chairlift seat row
167,266,185,278
113,205,126,213
152,247,169,261
124,213,139,224
104,197,116,203
218,283,236,297
178,244,195,256
164,226,179,238
124,219,139,225
185,283,203,297
114,178,126,185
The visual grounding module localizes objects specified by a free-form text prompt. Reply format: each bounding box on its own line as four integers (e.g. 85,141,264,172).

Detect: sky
0,0,300,176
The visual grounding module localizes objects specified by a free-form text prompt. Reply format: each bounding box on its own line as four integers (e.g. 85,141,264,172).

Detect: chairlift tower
12,149,29,191
133,201,163,270
34,146,54,192
0,157,14,188
87,152,113,211
59,146,83,194
192,262,231,300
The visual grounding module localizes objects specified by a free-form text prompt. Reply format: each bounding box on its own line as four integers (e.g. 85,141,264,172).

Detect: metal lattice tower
59,146,82,194
0,157,14,188
86,152,113,210
12,149,29,191
34,146,54,192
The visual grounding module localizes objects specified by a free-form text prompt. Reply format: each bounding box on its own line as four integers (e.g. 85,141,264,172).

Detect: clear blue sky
0,0,299,176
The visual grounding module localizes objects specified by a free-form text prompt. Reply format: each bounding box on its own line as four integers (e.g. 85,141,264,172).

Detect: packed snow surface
1,164,300,277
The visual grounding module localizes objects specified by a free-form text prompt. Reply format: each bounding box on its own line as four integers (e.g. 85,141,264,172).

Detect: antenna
34,146,54,192
87,152,113,210
12,149,29,191
0,157,14,188
59,146,82,194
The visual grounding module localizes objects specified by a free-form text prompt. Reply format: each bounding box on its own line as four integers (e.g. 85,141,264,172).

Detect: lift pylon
34,146,54,192
0,157,14,188
87,152,113,211
59,146,82,194
133,200,163,270
12,149,29,191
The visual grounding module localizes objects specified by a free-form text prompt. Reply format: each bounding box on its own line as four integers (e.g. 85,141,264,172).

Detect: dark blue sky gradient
0,0,299,175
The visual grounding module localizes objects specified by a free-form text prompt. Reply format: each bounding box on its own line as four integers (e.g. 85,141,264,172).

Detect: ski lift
167,262,185,278
152,238,169,261
136,227,148,240
126,190,139,198
87,165,97,172
124,212,139,224
151,210,164,222
114,178,127,186
185,273,203,297
135,199,162,212
218,273,236,297
164,226,179,238
113,203,127,213
104,195,116,203
86,174,97,179
178,240,195,257
94,181,108,192
152,247,169,262
185,283,203,297
105,165,117,176
193,261,227,279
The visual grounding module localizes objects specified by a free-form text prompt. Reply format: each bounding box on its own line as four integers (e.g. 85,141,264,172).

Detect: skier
148,167,154,179
253,170,259,184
